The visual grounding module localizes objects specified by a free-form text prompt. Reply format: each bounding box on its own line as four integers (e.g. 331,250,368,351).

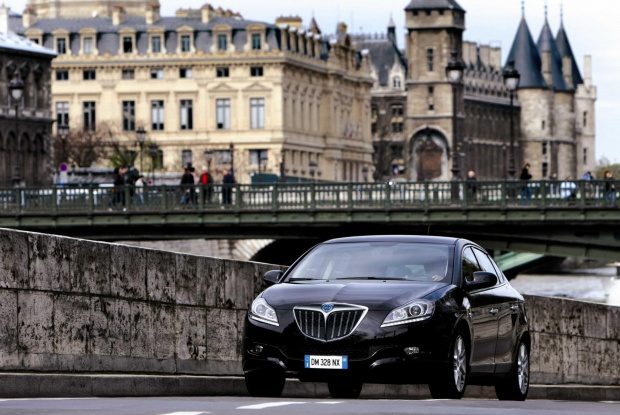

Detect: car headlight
249,297,279,326
381,300,435,327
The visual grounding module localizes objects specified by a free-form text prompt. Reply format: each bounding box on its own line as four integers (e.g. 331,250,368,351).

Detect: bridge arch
409,127,450,181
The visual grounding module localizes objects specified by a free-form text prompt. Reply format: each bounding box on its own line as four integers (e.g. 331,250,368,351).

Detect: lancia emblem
321,303,334,313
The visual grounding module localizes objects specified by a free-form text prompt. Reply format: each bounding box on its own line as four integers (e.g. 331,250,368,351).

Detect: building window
426,10,431,16
218,34,227,51
252,33,261,50
393,76,401,89
391,104,404,117
583,148,588,165
439,10,444,15
542,120,545,130
427,48,434,71
428,86,434,94
216,98,231,130
181,35,191,52
84,37,94,54
57,38,67,54
83,70,96,80
542,141,548,156
180,100,193,130
179,68,193,79
428,103,434,111
122,101,135,131
150,68,164,79
152,36,162,53
56,70,69,81
391,122,404,133
29,38,39,44
151,100,165,131
250,66,263,77
583,111,587,127
83,101,96,131
250,149,268,166
542,161,549,178
123,36,133,53
56,102,69,130
122,69,135,80
216,67,229,78
250,98,265,130
182,150,193,166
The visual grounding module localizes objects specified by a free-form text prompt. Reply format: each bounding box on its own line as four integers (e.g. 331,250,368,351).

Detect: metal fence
0,180,617,214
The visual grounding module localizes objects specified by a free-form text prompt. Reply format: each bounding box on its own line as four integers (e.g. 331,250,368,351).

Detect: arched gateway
410,128,449,181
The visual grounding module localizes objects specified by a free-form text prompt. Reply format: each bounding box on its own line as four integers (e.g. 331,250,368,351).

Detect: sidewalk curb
0,374,618,401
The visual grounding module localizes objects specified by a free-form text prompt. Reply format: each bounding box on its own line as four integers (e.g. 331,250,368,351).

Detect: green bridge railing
0,180,617,215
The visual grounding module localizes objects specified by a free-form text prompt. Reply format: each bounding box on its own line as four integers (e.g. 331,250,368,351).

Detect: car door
463,247,499,371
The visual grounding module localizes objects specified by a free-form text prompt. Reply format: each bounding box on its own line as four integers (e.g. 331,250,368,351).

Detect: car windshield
286,242,453,283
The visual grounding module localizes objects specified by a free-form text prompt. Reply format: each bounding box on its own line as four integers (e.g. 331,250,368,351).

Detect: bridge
1,180,619,261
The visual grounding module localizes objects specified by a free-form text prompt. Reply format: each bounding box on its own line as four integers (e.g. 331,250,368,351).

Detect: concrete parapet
0,227,618,390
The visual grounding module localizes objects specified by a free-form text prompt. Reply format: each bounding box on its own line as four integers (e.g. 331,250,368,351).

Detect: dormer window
79,28,98,56
252,33,261,50
393,76,401,89
148,27,165,54
152,36,162,53
176,27,195,53
181,35,191,52
123,36,133,53
118,28,136,55
57,38,67,54
84,37,94,54
218,34,227,51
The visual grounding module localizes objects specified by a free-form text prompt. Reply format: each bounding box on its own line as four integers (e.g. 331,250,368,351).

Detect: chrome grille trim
293,303,368,342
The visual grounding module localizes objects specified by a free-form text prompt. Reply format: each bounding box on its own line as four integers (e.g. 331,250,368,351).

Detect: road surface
0,397,618,415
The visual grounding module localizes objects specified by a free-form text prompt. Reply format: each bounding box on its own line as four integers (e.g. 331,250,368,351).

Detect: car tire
495,341,530,401
327,378,363,399
429,329,468,400
244,369,286,398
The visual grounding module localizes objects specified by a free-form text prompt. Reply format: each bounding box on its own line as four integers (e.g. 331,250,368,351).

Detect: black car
243,236,530,400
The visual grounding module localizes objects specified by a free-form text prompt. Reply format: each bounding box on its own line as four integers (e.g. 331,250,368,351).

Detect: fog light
404,346,420,355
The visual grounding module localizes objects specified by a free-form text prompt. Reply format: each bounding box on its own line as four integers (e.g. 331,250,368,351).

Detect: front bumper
243,310,454,384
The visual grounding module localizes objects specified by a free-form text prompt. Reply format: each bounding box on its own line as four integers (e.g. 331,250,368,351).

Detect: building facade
363,0,596,181
8,1,374,183
0,18,56,187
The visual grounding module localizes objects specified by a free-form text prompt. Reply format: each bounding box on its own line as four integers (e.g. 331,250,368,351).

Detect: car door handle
489,308,499,315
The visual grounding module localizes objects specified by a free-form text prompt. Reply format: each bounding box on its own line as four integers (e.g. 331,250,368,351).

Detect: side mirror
465,271,498,291
264,270,284,286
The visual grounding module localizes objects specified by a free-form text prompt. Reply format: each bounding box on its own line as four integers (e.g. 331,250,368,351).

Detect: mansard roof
405,0,465,11
357,35,407,86
537,19,569,91
556,23,584,89
505,17,548,89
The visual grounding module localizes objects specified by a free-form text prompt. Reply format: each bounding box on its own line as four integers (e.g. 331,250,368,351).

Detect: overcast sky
6,0,618,164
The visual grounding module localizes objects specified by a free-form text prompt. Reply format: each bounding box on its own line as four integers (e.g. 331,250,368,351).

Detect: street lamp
362,167,369,182
229,142,235,179
309,160,318,182
148,143,159,184
58,124,70,163
136,126,146,173
204,149,213,171
503,60,521,179
445,50,465,181
8,71,24,187
279,151,286,183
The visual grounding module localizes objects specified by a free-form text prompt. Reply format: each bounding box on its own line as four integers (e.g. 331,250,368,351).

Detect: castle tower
506,13,551,180
404,0,465,181
557,17,597,175
537,12,575,179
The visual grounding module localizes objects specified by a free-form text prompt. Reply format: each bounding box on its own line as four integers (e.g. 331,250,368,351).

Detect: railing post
501,181,507,210
14,188,21,213
385,182,391,210
235,184,242,212
124,186,131,212
347,182,354,210
199,185,205,211
424,182,430,212
579,180,586,210
461,181,468,209
540,180,547,209
52,187,58,216
89,187,95,214
272,184,279,211
161,186,167,211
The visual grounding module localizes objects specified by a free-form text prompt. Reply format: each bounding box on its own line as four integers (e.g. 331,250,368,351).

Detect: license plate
304,355,348,369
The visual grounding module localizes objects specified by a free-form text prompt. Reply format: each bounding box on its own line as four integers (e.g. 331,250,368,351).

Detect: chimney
276,15,302,31
201,4,214,23
490,47,501,71
0,5,9,34
479,45,490,69
462,41,473,67
113,5,126,26
562,56,573,89
584,55,592,87
146,3,160,25
541,50,552,86
23,7,37,28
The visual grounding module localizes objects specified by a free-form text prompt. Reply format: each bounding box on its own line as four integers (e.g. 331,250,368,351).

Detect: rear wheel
495,341,530,401
327,378,363,399
429,330,468,399
244,369,286,397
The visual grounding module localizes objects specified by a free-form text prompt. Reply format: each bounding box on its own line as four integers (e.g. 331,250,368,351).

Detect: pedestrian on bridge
200,166,214,204
180,167,195,205
604,170,616,206
560,176,577,201
222,169,235,205
520,163,532,202
466,170,478,202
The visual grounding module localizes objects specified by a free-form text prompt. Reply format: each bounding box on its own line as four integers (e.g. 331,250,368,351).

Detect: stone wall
0,228,618,385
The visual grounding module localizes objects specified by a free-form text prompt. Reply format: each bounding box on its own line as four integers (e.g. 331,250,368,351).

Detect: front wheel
245,369,286,397
429,330,468,399
327,378,363,399
495,341,530,401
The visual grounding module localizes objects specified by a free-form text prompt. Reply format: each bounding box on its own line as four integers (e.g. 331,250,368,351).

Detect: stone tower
404,0,465,181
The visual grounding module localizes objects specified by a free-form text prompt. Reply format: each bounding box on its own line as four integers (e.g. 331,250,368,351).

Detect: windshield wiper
336,276,391,280
288,278,322,281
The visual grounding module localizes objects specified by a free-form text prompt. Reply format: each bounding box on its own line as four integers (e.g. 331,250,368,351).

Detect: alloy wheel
452,335,466,392
517,343,530,394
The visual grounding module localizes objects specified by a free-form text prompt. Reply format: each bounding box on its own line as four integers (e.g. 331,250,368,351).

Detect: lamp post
58,124,70,163
136,126,146,173
204,149,213,171
309,160,318,182
229,142,235,179
362,167,369,182
8,71,24,187
148,143,159,185
503,60,521,179
445,50,466,181
279,151,286,183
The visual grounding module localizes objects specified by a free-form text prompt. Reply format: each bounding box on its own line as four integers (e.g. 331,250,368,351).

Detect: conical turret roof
537,18,569,91
505,16,548,89
556,22,583,88
405,0,464,12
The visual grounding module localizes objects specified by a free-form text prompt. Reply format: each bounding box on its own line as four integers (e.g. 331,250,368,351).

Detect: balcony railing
0,180,617,215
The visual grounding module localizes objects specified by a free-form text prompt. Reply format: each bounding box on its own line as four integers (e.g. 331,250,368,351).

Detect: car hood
262,280,447,311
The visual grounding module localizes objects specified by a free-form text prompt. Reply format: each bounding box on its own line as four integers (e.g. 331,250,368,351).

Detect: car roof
323,235,461,245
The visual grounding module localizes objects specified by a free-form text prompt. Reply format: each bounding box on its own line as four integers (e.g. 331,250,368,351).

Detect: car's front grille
293,304,367,342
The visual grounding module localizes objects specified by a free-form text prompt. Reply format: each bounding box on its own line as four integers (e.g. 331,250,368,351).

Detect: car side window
489,257,507,284
462,247,481,283
473,249,498,276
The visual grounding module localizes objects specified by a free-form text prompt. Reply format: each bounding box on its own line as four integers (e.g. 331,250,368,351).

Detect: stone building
0,14,56,186
363,0,596,181
8,1,374,183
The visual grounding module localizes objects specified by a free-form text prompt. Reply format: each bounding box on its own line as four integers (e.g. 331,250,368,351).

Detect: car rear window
286,242,453,284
